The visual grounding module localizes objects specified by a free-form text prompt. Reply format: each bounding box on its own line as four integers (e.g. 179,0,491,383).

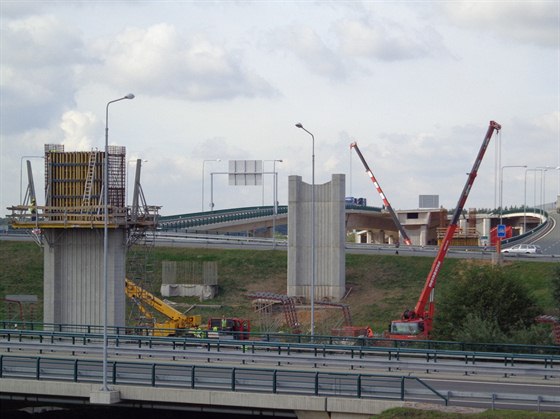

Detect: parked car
501,244,542,254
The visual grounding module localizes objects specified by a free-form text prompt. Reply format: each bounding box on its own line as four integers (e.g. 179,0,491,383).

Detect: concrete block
89,389,121,404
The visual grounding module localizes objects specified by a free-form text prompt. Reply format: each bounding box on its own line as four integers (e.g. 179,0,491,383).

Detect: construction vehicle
125,278,251,339
350,142,412,246
125,278,202,336
207,317,251,340
388,121,501,340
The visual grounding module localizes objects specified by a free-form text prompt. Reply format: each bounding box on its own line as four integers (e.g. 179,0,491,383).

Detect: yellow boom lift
125,278,201,336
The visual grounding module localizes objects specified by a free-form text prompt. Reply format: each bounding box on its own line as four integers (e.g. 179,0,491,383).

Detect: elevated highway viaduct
157,205,551,249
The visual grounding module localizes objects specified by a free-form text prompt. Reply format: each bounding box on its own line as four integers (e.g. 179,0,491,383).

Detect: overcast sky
1,1,558,217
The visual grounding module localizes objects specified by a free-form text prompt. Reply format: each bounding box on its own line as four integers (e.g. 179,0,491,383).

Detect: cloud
335,18,432,61
0,14,86,134
59,111,99,151
534,111,560,135
264,25,347,80
440,1,558,48
88,23,275,100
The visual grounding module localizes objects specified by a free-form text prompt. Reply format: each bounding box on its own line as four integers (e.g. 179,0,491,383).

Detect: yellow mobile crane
125,278,202,336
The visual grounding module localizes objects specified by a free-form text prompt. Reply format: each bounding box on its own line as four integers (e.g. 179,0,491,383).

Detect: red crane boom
388,121,501,339
350,142,412,246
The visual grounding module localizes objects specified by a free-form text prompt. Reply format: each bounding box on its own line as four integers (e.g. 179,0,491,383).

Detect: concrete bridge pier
43,228,126,327
287,174,346,302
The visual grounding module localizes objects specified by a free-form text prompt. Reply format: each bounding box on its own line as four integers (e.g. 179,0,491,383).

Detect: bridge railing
1,328,558,370
1,322,559,355
0,354,448,404
157,204,383,231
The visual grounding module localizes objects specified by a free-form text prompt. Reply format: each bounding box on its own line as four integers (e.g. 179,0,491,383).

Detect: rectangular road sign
497,224,506,238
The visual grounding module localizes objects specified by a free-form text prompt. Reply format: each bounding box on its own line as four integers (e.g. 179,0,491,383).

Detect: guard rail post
112,361,117,384
73,359,78,382
357,374,362,398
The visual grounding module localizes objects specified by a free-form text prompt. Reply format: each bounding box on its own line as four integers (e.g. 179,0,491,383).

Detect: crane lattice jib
350,142,412,246
413,121,501,318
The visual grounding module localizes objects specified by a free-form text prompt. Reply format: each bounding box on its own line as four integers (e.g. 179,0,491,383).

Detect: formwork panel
44,146,125,213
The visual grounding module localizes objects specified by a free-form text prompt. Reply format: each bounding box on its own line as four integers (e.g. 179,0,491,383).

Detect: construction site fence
161,260,218,286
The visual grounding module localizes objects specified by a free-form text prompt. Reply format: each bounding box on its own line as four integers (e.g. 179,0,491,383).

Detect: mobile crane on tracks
388,121,501,340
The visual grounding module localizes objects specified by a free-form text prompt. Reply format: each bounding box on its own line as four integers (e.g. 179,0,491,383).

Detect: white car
501,244,542,254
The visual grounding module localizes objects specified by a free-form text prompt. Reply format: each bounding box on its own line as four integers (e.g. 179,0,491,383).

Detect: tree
433,264,540,342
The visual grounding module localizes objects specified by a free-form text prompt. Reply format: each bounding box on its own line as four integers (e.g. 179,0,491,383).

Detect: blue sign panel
497,224,506,238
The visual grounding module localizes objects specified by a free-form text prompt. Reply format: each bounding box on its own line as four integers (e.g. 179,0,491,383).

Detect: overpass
158,204,404,244
157,204,552,248
158,204,448,244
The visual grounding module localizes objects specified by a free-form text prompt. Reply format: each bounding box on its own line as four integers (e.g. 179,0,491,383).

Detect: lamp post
295,122,315,336
266,159,283,247
494,131,502,211
262,160,282,208
499,165,526,225
202,159,221,212
524,168,541,233
537,166,560,215
102,93,134,392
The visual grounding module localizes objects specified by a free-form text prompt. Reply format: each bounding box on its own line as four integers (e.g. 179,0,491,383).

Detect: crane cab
389,319,425,340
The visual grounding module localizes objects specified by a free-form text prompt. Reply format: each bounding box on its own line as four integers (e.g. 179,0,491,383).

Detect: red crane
388,121,502,340
350,142,412,246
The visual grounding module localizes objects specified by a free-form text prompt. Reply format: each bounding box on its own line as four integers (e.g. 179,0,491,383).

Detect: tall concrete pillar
287,174,345,302
43,229,126,327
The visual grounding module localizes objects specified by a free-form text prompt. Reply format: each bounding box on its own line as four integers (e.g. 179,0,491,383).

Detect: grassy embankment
0,240,558,334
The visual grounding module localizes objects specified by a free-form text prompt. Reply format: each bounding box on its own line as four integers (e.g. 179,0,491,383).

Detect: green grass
1,241,558,335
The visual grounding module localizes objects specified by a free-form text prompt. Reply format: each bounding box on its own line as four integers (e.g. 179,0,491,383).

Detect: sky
1,0,559,217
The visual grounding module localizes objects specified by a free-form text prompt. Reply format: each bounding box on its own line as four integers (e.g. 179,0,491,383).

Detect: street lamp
202,159,220,212
499,165,526,224
265,159,283,247
537,166,560,215
524,168,542,233
102,93,134,392
295,122,315,336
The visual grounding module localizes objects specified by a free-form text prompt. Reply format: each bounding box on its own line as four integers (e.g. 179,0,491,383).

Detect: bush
434,264,541,342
